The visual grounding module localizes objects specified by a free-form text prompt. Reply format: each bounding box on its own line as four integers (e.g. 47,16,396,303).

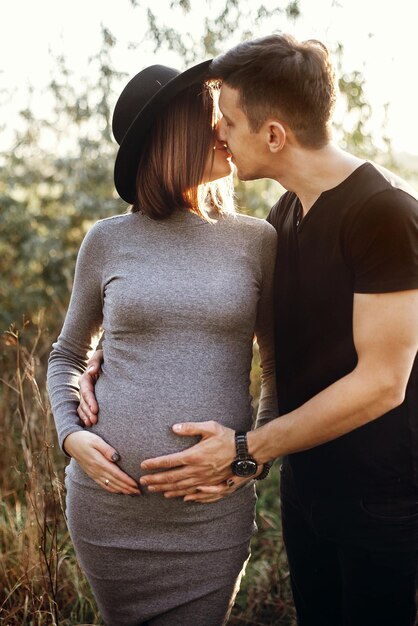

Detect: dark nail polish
111,452,121,462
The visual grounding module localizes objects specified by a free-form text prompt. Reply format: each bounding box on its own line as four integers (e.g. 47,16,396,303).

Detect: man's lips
215,140,232,157
216,147,233,161
221,146,233,160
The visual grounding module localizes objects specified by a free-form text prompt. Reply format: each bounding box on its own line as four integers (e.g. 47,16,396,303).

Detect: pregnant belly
88,379,253,481
89,405,201,481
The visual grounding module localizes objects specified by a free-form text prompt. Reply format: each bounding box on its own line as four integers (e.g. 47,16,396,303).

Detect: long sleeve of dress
47,223,105,450
254,223,279,430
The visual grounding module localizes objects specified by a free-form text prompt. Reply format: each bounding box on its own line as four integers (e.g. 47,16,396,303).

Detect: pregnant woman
47,60,277,626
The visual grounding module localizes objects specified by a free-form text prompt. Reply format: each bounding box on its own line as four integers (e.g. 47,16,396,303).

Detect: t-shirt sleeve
266,204,276,226
47,222,105,451
254,222,279,429
347,189,418,293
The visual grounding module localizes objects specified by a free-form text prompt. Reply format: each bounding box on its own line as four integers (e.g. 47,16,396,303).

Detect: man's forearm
139,291,418,495
247,365,404,464
138,367,405,495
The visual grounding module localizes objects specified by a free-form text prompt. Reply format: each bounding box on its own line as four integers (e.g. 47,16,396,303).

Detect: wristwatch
255,461,273,481
231,431,258,477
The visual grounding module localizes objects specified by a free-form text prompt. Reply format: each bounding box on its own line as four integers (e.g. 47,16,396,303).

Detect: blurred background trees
1,1,417,623
0,27,125,330
2,0,413,331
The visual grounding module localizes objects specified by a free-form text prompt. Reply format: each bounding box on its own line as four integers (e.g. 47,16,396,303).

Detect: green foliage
235,178,284,219
333,43,380,159
338,69,374,154
0,27,126,330
141,0,295,62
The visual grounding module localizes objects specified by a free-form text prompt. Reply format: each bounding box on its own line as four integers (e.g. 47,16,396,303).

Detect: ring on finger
105,479,110,486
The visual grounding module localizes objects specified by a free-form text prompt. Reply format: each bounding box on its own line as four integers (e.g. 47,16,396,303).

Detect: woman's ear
266,121,286,153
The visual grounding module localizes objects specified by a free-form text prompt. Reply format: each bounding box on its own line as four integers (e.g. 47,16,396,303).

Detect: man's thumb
172,420,219,437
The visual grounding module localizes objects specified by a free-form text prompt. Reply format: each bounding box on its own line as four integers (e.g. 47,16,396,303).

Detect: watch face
231,459,258,477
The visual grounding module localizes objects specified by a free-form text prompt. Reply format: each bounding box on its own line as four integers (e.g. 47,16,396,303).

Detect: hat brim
114,59,212,204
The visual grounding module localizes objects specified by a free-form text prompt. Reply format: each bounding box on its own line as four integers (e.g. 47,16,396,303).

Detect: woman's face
202,135,233,183
201,93,233,183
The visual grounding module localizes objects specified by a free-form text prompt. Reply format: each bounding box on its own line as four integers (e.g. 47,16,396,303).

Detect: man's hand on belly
140,421,239,501
77,349,103,425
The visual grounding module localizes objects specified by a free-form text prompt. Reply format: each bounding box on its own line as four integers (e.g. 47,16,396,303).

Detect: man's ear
266,121,286,153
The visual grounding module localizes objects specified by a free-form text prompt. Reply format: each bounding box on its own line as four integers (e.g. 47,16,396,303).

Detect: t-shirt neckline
296,161,370,231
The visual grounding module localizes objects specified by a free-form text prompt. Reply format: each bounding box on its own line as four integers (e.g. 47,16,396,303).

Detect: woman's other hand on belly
63,431,141,495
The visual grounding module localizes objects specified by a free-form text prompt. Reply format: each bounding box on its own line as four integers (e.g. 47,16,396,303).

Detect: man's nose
216,118,227,142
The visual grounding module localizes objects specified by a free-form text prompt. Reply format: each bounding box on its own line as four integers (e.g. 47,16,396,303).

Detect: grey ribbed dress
47,209,277,626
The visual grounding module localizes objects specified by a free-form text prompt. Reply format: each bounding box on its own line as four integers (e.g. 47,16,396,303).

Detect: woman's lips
215,140,232,156
216,146,232,159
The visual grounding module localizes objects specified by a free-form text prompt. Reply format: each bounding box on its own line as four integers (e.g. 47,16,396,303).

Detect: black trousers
280,464,418,626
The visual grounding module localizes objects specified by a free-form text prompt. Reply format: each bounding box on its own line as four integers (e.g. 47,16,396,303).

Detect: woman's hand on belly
63,431,141,495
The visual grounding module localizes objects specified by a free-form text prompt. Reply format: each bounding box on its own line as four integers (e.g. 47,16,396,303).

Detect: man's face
217,84,267,181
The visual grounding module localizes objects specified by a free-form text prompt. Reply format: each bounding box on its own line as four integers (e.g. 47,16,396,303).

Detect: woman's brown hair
133,82,233,220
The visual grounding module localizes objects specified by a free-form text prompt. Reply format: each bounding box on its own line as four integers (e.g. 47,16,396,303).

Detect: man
78,35,418,626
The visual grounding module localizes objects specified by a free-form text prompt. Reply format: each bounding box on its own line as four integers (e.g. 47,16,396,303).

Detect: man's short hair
210,34,337,148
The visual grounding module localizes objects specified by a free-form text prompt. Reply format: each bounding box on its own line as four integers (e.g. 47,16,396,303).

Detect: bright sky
1,0,418,154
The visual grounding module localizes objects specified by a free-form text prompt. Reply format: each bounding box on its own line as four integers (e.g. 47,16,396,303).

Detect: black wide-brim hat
112,59,212,204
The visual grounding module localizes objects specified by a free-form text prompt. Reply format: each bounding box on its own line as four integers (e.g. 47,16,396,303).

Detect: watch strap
255,460,273,481
235,431,250,459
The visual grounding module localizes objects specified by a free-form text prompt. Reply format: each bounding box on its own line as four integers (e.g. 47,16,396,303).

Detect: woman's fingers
89,455,141,494
64,432,141,495
96,476,124,494
94,471,140,495
92,435,121,463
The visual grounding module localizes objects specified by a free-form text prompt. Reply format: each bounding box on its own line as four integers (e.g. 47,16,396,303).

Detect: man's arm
139,289,418,493
248,288,418,461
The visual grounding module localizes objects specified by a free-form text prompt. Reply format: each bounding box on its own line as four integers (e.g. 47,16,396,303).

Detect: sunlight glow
1,0,418,154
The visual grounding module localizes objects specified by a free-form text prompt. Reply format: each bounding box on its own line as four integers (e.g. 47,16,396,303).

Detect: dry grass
0,318,295,625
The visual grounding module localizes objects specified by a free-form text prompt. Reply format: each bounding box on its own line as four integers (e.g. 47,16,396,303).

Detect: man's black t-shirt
267,162,418,498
